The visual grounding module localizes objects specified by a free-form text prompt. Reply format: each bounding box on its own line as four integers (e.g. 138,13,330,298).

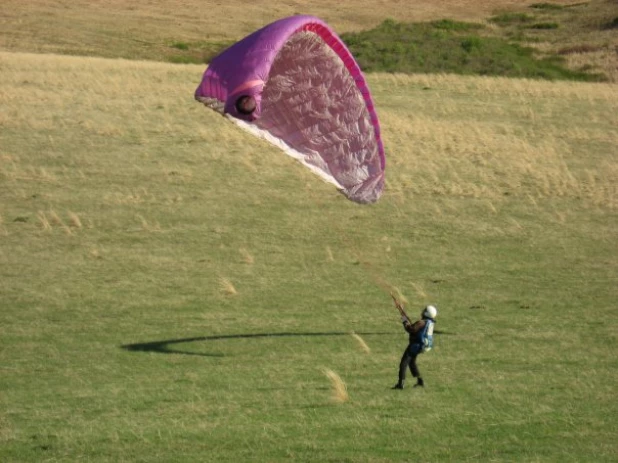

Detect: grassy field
1,49,617,461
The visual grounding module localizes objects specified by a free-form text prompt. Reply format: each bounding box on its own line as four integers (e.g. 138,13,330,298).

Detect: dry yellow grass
67,212,82,229
137,215,161,232
47,210,64,227
322,368,349,403
0,51,615,218
36,211,52,232
219,277,237,296
239,248,255,264
375,73,618,208
410,282,428,300
565,49,618,83
33,210,73,235
351,332,371,354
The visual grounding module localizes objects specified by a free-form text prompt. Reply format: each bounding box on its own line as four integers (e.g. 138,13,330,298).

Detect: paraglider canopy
195,15,385,204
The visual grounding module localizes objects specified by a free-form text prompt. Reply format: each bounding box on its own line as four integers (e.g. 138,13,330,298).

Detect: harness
410,318,435,353
420,318,435,352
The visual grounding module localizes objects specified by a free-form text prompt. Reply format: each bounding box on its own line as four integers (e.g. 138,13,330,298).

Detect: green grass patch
529,22,560,29
341,19,605,81
170,41,190,50
489,13,535,25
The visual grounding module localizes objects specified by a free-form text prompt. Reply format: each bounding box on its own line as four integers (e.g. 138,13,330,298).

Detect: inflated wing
195,15,385,203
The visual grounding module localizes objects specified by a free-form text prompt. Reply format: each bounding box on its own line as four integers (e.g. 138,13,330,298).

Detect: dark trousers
398,344,421,382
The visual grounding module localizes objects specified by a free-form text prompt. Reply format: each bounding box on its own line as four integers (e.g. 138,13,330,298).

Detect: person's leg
409,354,419,378
393,349,411,389
409,353,424,387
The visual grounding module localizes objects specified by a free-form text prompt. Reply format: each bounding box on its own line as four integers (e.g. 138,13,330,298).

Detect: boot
413,377,424,388
392,380,404,390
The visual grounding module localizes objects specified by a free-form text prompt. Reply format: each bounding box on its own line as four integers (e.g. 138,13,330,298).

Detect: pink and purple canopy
195,15,385,203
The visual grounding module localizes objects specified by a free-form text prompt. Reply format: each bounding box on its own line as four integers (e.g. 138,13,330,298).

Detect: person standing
391,298,437,390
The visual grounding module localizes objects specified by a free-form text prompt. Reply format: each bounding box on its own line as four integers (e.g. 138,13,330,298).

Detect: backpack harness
414,318,435,353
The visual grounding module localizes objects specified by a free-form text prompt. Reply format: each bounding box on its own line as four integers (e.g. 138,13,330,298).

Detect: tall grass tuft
48,210,64,227
410,282,428,299
239,248,254,264
137,215,161,232
67,211,82,229
219,278,237,296
351,332,371,354
323,369,349,403
36,211,52,232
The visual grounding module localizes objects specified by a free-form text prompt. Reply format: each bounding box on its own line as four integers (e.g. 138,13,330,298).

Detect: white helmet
422,305,438,319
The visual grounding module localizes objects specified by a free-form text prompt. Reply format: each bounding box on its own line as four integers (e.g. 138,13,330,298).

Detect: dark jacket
403,319,427,345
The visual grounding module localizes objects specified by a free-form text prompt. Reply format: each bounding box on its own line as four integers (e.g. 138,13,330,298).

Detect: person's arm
404,319,425,335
